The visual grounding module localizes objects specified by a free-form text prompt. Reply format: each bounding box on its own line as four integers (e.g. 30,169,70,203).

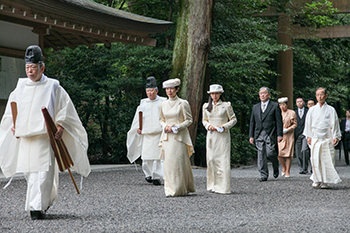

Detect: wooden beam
258,0,350,17
292,25,350,39
44,37,58,50
73,35,93,48
0,46,25,59
49,30,75,49
0,3,156,46
331,0,350,13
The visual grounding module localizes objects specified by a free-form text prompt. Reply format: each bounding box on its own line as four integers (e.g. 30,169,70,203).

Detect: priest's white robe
303,102,341,184
0,75,91,211
126,96,166,179
202,101,237,194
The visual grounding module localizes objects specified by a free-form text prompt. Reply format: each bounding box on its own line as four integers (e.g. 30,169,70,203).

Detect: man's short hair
308,99,315,104
316,87,327,94
259,87,270,94
296,96,304,101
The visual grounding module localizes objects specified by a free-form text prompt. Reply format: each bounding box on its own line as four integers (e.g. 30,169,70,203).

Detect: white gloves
283,128,288,134
216,127,224,133
171,126,179,134
209,126,224,133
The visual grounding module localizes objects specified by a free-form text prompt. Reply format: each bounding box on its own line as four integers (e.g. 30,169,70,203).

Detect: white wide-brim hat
278,97,288,103
162,78,181,88
207,84,224,94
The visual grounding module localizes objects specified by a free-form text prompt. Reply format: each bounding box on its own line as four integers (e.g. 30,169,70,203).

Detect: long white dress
303,102,342,184
0,75,90,211
202,100,237,194
159,95,195,196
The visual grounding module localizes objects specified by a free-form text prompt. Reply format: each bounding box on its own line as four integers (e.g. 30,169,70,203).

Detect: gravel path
1,157,350,233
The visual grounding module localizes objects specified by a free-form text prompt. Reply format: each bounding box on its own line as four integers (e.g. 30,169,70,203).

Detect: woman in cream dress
277,97,297,178
159,78,195,197
202,84,237,194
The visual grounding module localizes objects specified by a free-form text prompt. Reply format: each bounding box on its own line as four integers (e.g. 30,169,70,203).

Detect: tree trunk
171,0,213,155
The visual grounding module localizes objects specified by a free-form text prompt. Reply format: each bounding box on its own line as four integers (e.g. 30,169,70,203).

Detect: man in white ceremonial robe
0,46,91,220
127,77,166,185
303,87,342,189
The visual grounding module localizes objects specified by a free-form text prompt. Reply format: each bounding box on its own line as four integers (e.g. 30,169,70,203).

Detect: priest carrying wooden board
0,45,91,220
126,76,166,185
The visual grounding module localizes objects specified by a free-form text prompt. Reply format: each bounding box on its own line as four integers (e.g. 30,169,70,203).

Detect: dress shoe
152,179,161,186
285,174,290,178
30,211,44,220
312,182,321,188
281,172,286,176
145,176,153,183
273,172,279,179
259,178,267,182
320,183,328,189
299,171,305,174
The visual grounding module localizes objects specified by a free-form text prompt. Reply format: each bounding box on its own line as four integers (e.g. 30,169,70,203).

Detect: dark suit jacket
340,118,349,137
294,108,308,139
249,100,283,142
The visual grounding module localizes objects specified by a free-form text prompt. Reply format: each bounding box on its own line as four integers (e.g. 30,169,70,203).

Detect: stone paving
0,155,350,232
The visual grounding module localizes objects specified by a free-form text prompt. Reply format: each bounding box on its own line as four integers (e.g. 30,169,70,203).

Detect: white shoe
312,182,321,188
281,172,286,176
320,183,328,189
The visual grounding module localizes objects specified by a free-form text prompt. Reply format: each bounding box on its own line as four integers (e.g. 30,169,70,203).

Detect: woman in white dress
159,78,195,197
202,84,237,194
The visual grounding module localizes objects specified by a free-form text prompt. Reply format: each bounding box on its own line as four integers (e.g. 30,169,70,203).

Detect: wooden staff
41,107,80,194
10,102,17,128
139,111,143,131
10,102,19,139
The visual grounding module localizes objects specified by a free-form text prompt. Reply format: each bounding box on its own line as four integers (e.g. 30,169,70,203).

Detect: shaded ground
0,158,350,233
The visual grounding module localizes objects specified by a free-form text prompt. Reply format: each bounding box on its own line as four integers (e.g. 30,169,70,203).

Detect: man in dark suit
249,87,283,182
294,97,311,174
340,109,350,165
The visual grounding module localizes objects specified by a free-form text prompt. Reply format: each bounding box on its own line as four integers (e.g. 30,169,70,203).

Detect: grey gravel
1,154,350,233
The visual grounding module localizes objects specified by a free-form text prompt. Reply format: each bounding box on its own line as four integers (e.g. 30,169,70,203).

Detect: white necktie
299,109,303,118
262,103,266,113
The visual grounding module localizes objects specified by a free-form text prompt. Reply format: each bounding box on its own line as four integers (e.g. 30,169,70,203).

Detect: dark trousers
255,131,279,179
295,134,311,172
343,132,350,165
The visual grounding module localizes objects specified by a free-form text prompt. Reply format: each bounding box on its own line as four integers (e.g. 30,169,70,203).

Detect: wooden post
277,14,293,109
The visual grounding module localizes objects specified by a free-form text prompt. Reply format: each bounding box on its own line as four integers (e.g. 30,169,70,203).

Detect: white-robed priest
0,45,91,220
303,87,342,189
126,76,166,185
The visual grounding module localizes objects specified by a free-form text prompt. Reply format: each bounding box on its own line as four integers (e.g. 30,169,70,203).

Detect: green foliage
302,0,339,28
45,44,172,164
203,0,288,164
43,0,349,166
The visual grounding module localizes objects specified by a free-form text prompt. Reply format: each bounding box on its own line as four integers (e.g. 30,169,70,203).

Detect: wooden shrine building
0,0,172,116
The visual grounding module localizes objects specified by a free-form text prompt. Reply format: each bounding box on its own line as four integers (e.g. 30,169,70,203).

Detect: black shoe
152,179,161,186
145,176,153,183
299,171,307,174
259,178,267,182
273,172,279,179
30,211,44,220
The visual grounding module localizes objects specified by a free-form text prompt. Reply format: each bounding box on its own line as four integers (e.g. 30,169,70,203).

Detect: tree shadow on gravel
323,185,350,190
43,214,83,220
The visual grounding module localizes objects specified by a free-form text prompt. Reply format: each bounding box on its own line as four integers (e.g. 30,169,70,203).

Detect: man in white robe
303,87,341,189
126,77,166,185
0,45,90,220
